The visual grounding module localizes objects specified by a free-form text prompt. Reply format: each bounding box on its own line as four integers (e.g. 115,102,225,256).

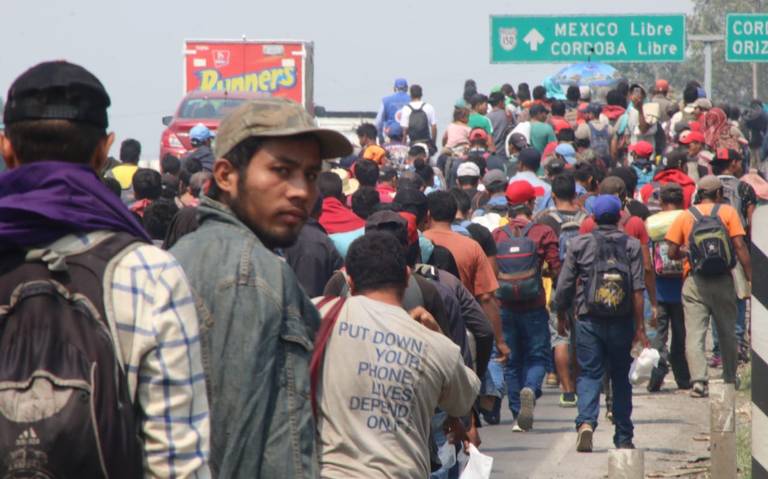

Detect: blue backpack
495,223,542,303
451,220,472,237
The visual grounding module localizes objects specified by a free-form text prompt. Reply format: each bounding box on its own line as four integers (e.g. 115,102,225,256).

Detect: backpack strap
521,222,535,237
548,208,564,225
689,206,705,222
310,296,347,418
710,203,722,218
413,263,439,281
501,224,518,240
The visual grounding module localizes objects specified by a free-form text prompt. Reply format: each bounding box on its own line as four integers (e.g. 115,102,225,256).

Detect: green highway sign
726,13,768,62
490,14,686,63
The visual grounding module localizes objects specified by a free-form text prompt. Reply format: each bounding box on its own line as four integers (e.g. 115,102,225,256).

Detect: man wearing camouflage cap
171,97,352,477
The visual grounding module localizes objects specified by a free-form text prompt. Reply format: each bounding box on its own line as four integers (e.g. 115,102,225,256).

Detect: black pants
651,302,691,388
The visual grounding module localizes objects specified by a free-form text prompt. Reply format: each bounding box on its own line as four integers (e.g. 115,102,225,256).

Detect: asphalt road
478,378,711,478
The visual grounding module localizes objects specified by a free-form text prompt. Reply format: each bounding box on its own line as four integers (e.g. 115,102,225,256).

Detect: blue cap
190,123,214,142
555,143,576,164
488,195,508,207
592,194,622,220
394,78,408,89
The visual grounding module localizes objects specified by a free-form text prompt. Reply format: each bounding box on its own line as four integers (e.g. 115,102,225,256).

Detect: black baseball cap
518,147,541,171
4,61,111,128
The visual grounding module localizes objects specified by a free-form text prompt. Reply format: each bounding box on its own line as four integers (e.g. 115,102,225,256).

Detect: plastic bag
645,210,683,241
629,348,661,385
458,444,493,479
435,440,457,475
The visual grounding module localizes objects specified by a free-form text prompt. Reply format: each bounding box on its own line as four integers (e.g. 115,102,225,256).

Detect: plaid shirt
43,232,210,478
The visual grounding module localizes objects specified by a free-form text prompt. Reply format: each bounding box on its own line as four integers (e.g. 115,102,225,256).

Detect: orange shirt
424,228,499,296
665,203,745,276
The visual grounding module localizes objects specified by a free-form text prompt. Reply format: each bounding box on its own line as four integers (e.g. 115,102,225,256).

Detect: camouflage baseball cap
214,97,352,160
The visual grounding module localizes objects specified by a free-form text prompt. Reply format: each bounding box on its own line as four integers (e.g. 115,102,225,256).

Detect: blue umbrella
554,62,624,87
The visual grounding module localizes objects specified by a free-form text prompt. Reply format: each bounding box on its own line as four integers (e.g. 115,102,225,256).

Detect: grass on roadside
737,365,752,478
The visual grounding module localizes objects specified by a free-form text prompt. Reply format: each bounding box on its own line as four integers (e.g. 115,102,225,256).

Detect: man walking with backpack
555,195,648,452
711,148,756,364
666,175,752,397
375,78,411,143
535,173,588,407
647,184,691,393
492,181,560,431
400,84,437,151
0,61,210,477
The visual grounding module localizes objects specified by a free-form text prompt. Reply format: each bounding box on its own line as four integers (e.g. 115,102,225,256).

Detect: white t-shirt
399,100,437,128
315,295,480,479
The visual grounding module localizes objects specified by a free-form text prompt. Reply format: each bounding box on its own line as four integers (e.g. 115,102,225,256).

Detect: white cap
457,161,481,177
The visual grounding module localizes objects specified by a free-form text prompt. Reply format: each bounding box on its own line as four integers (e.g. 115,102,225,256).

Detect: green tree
615,0,767,106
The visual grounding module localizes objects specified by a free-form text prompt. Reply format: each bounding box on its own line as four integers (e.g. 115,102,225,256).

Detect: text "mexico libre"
550,20,679,57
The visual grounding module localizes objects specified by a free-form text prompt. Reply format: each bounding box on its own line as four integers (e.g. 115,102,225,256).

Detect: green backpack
687,205,736,276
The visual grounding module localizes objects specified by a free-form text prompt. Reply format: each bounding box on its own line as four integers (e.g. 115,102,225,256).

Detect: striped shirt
40,231,210,478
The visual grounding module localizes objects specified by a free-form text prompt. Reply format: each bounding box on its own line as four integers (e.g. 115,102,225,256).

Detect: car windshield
178,98,247,119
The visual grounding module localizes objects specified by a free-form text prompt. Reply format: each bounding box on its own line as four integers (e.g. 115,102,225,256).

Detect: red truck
160,39,314,160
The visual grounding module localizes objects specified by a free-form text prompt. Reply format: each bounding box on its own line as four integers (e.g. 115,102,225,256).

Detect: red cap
397,211,419,246
628,141,654,158
689,121,702,132
655,79,669,92
469,128,489,142
542,141,558,159
505,180,537,205
680,130,705,145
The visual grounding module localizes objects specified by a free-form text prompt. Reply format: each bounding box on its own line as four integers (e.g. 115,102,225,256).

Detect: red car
159,90,264,160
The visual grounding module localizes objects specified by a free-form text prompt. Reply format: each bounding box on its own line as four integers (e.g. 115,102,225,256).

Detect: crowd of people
0,60,764,478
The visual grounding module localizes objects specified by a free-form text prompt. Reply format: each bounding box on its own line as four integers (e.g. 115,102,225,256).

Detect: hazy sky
3,0,692,159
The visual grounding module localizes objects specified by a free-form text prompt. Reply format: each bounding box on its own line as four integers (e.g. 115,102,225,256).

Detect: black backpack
0,233,144,478
407,104,431,142
585,232,633,318
688,204,736,276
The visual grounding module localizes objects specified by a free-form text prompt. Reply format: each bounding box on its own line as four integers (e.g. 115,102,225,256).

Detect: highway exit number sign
490,14,686,63
727,14,768,62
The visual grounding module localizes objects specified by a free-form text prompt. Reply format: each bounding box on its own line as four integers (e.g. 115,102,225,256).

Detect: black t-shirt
467,223,498,257
163,206,199,250
283,220,344,298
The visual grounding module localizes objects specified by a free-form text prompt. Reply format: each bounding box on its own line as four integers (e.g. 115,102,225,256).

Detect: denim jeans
430,411,459,479
500,307,551,416
481,352,506,398
575,317,635,446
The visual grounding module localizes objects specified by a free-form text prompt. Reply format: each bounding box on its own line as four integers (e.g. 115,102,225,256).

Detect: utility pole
754,63,759,100
689,35,724,97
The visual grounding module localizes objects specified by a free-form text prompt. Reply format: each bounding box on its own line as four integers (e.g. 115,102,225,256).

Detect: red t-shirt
579,211,649,245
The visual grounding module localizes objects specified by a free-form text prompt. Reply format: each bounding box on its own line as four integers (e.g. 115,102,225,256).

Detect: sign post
752,205,768,479
726,13,768,63
490,14,686,63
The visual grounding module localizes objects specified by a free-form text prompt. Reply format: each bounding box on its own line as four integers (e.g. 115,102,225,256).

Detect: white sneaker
511,419,523,432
